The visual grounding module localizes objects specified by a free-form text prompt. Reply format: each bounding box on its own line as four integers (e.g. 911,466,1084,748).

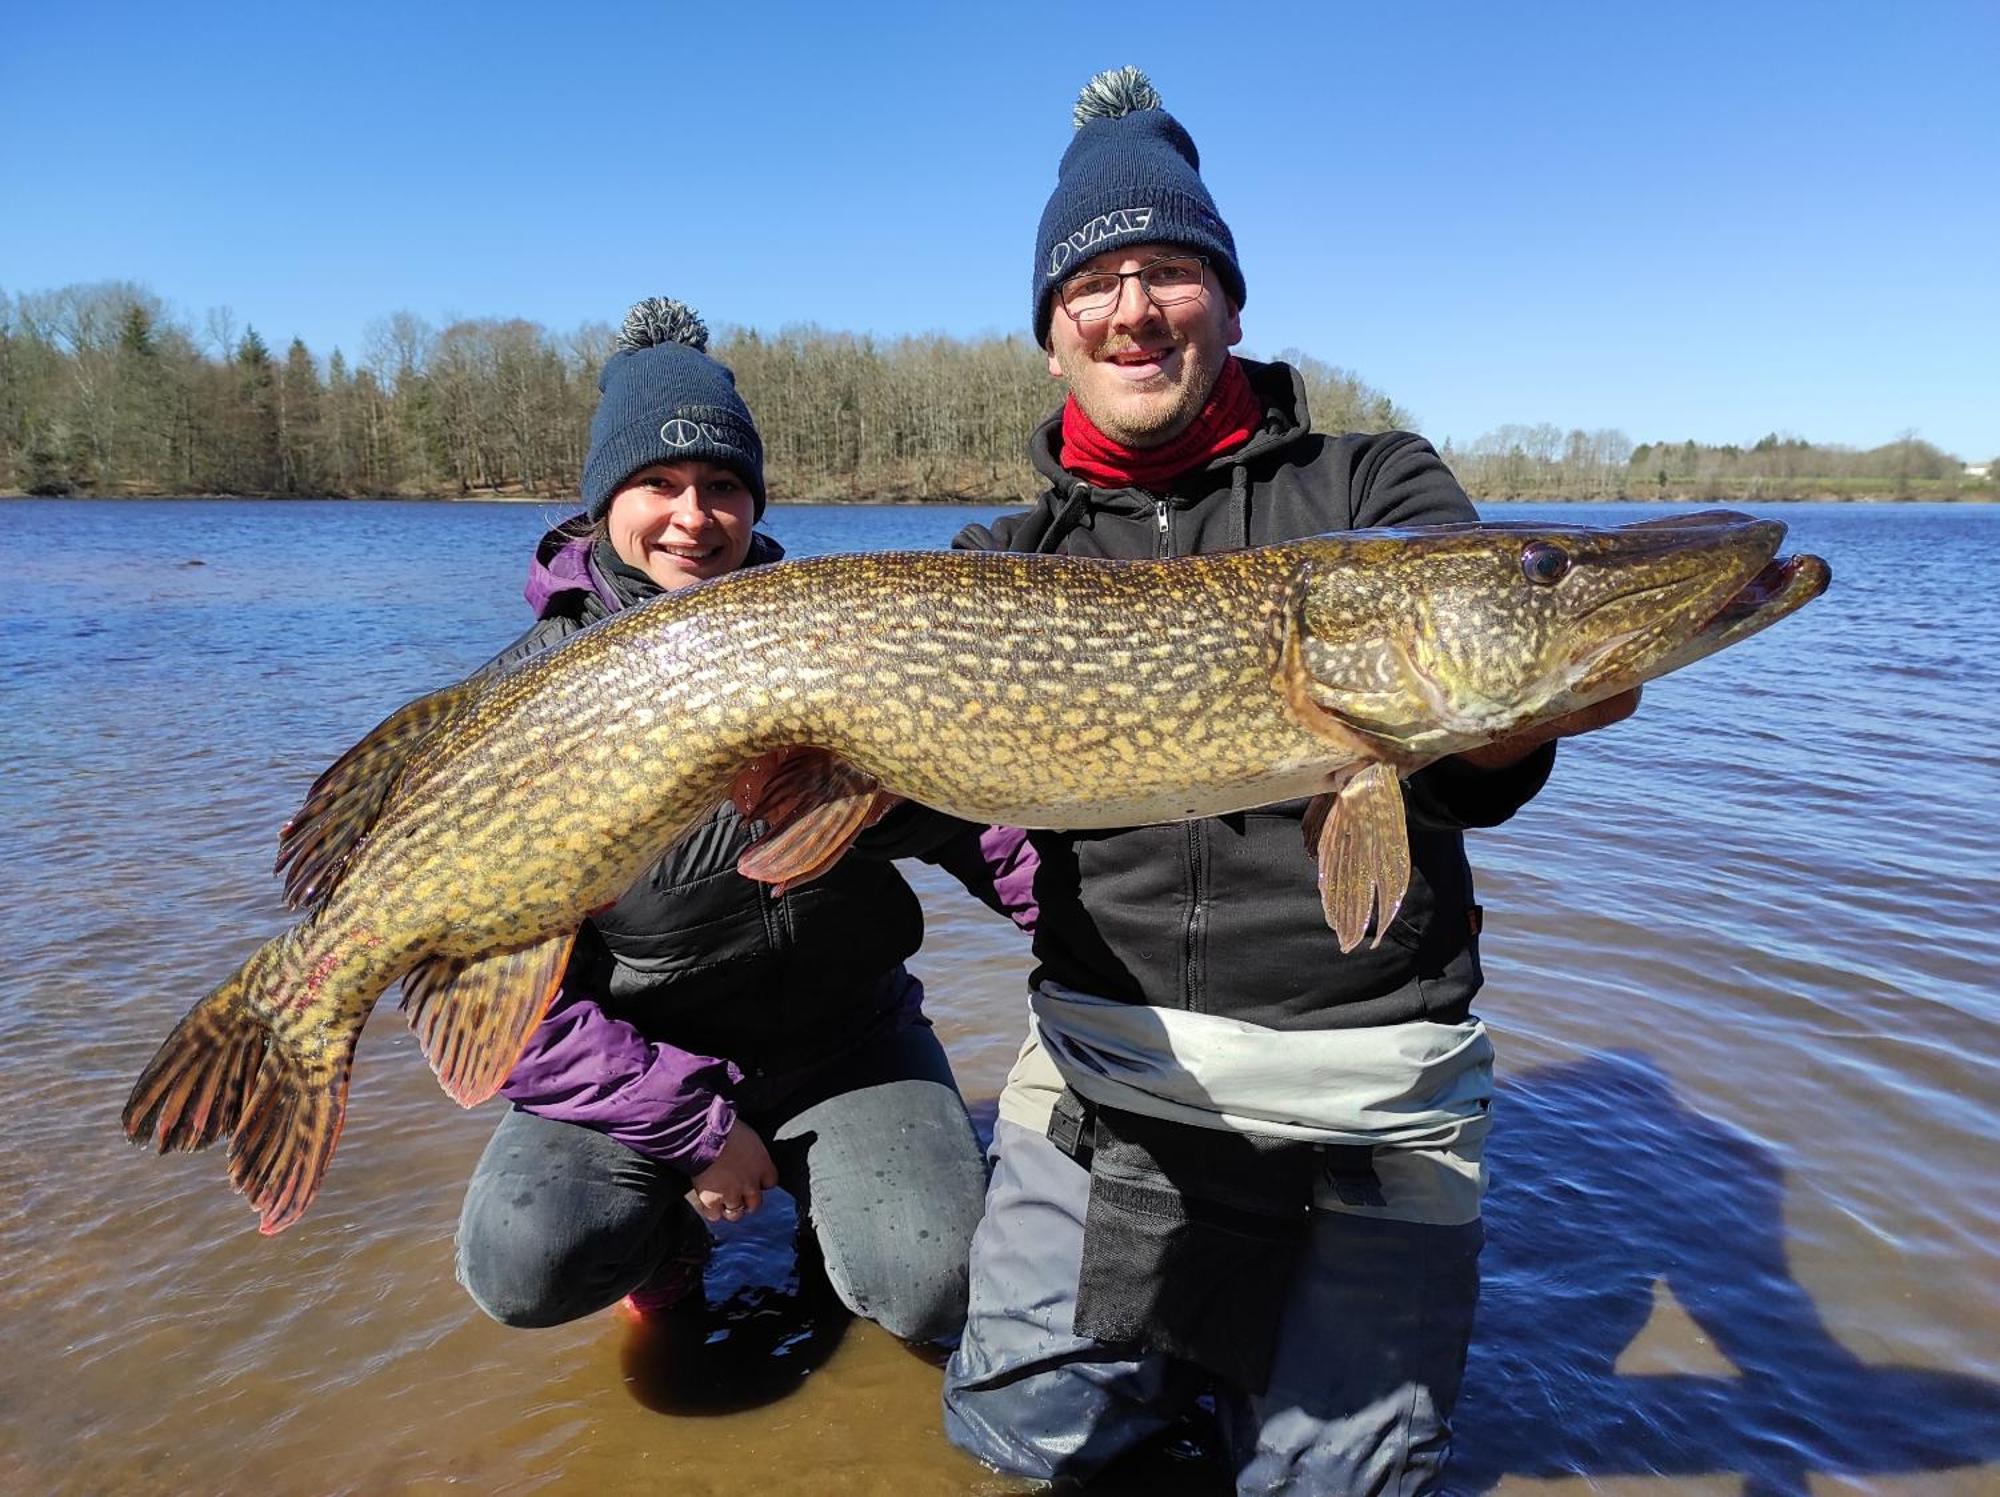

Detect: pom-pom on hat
1031,67,1245,347
583,297,766,519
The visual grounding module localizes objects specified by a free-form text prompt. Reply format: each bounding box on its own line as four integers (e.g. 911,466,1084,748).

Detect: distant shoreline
6,488,1995,506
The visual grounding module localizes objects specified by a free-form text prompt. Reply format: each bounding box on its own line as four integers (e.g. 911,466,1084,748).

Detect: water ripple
3,497,1995,1495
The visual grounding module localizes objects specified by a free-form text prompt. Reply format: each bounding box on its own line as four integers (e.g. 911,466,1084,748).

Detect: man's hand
688,1118,779,1223
1452,686,1643,771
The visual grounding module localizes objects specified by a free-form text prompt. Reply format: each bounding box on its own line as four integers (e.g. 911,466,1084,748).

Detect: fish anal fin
401,931,575,1108
275,677,486,912
731,747,889,892
1315,762,1412,954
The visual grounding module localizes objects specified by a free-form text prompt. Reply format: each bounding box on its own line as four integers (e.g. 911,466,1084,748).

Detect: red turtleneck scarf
1060,355,1260,491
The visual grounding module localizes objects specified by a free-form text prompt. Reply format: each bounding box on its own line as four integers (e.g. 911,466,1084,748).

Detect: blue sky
4,0,1994,460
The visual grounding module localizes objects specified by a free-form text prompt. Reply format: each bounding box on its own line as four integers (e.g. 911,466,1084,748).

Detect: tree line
3,281,1991,502
1441,424,1989,501
0,282,1405,503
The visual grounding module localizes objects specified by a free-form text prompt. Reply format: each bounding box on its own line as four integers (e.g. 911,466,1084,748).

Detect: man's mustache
1097,330,1184,360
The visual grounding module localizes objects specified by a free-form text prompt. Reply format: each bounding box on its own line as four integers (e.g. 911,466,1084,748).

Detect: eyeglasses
1056,254,1210,324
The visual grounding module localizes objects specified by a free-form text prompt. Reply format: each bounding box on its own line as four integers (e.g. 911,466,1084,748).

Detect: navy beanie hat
1032,67,1245,347
583,297,766,519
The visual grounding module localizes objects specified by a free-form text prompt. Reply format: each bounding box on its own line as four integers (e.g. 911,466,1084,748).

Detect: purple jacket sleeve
500,983,743,1173
929,824,1040,933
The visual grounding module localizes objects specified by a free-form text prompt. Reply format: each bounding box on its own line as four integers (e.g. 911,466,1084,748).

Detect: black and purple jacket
484,517,1030,1172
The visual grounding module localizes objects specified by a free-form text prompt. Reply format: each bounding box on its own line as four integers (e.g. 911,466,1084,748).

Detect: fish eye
1521,542,1571,585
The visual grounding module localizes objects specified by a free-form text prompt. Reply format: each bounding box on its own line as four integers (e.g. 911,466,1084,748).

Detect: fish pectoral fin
1316,761,1412,955
400,930,576,1109
1301,791,1334,858
276,676,486,911
731,747,889,893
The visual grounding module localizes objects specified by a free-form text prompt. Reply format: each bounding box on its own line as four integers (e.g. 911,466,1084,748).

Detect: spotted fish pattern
122,514,1828,1234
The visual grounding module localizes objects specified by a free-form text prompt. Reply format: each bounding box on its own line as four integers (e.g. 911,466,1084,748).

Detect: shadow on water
618,1276,855,1416
966,1095,1000,1152
1450,1050,2000,1494
1014,1049,2000,1494
608,1094,1014,1423
617,1190,854,1415
615,1105,999,1419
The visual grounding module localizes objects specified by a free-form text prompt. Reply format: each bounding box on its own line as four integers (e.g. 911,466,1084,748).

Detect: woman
455,298,988,1341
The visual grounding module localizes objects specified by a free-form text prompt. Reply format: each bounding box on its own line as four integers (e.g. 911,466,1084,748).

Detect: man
940,68,1637,1494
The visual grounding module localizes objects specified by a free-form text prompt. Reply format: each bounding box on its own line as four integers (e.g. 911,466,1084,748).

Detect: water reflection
4,499,1996,1494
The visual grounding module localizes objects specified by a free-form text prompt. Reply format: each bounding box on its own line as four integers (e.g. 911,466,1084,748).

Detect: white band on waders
1003,981,1495,1224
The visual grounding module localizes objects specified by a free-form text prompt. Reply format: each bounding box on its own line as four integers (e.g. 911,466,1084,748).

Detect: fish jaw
1642,550,1832,681
1284,513,1826,761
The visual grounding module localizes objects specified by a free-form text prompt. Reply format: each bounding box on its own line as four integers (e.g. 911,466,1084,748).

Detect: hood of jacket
523,512,787,621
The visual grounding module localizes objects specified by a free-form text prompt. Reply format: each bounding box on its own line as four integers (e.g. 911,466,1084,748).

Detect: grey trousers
456,1019,988,1343
943,1119,1484,1495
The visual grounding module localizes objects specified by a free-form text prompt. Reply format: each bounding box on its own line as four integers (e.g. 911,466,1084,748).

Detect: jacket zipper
1184,820,1207,1012
1153,492,1205,1008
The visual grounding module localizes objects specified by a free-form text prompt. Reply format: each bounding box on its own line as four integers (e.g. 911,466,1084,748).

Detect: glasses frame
1056,254,1212,325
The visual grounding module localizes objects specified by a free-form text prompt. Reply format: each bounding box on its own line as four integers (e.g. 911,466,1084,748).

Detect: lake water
2,497,1996,1495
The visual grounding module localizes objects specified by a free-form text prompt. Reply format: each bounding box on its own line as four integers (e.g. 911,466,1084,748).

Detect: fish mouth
1616,547,1832,688
1696,552,1832,636
1603,509,1831,643
1292,515,1832,753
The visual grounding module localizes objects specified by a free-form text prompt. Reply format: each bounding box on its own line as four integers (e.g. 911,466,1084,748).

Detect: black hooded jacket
952,359,1554,1030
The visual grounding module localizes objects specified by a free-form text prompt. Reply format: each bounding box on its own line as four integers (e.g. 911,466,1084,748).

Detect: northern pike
123,510,1828,1233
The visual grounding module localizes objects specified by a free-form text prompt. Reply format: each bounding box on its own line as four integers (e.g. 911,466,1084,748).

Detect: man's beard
1064,335,1219,449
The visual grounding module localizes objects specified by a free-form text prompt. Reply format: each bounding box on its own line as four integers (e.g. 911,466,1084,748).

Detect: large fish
123,510,1828,1233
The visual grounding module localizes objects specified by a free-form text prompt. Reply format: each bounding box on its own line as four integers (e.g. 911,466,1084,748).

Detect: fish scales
241,549,1333,1106
376,548,1337,849
123,515,1829,1234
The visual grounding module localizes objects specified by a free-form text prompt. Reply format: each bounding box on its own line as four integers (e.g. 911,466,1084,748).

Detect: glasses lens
1060,273,1121,319
1139,257,1205,304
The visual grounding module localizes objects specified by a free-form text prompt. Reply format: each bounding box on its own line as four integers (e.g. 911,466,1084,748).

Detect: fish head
1286,510,1829,761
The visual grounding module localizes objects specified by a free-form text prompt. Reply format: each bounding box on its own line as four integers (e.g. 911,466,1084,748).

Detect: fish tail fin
228,1033,356,1237
122,930,357,1235
123,942,280,1156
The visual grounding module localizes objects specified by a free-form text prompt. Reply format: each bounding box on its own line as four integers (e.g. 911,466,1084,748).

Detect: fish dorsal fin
1308,763,1412,954
400,930,576,1107
275,678,486,911
730,746,892,893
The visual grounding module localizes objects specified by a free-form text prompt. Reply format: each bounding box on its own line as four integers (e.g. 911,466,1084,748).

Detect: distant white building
1966,463,1992,479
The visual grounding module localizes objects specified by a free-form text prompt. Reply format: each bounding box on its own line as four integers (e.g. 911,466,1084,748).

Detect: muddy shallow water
3,498,1995,1494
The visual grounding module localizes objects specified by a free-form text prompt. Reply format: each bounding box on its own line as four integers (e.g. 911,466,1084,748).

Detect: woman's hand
688,1118,779,1223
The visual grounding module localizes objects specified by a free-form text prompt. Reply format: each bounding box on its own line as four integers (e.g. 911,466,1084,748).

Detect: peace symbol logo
661,418,708,448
